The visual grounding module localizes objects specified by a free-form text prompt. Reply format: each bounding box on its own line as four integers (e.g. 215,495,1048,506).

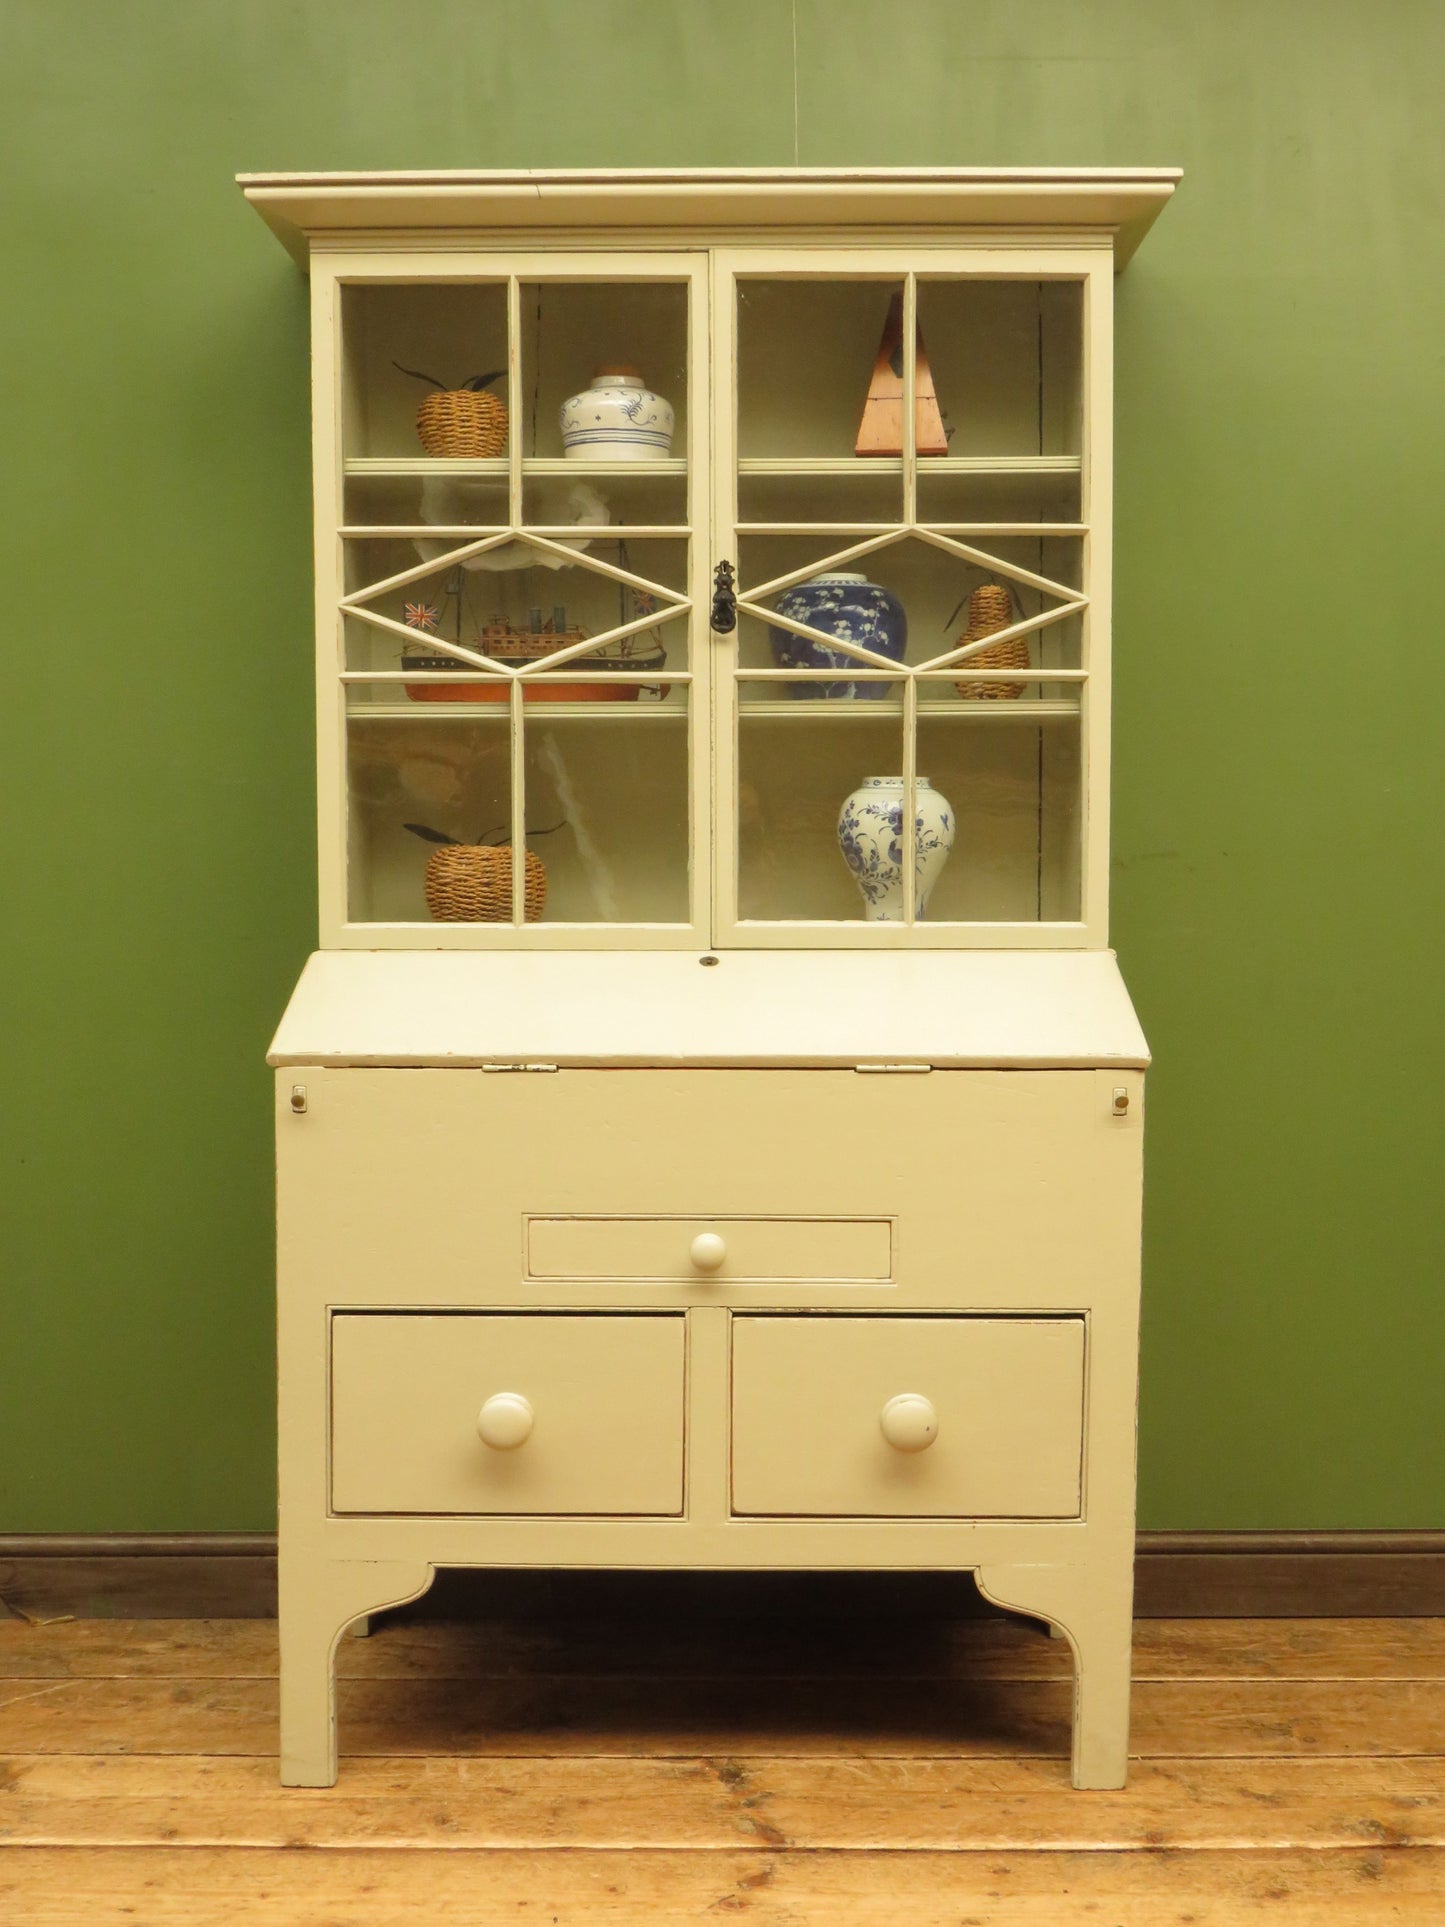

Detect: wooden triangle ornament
855,292,949,457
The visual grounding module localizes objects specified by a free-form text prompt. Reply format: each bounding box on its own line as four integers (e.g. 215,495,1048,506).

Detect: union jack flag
404,601,441,632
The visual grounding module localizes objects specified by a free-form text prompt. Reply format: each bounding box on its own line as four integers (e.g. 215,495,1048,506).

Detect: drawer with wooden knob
729,1315,1085,1519
330,1312,685,1516
526,1215,892,1284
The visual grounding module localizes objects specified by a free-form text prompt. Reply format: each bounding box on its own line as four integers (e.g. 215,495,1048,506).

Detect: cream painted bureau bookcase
244,167,1176,1789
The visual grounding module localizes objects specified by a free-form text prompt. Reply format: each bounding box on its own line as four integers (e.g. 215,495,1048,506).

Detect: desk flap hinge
854,1061,933,1074
482,1061,559,1074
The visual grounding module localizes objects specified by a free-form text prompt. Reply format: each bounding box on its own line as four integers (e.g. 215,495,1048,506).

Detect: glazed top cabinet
240,168,1177,949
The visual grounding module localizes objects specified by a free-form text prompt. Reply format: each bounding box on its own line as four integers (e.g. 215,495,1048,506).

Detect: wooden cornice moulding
3,1531,1442,1620
236,167,1182,270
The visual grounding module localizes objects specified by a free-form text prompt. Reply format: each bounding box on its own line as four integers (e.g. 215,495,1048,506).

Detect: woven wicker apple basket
395,363,508,459
423,844,547,922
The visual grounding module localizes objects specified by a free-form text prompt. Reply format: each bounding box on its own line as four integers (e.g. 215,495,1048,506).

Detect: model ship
403,604,668,704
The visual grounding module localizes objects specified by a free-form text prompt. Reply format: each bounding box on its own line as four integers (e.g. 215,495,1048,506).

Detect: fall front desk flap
267,949,1149,1069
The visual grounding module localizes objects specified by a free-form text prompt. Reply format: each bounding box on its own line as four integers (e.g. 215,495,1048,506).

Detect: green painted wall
2,1,1441,1532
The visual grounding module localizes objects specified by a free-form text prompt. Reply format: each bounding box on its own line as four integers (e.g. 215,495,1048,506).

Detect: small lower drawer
527,1215,892,1282
330,1313,685,1516
730,1315,1085,1519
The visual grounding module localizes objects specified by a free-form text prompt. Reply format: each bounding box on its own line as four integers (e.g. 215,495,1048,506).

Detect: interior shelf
344,457,688,477
736,456,1081,476
347,700,687,722
739,699,1081,721
343,455,1073,478
345,698,1079,723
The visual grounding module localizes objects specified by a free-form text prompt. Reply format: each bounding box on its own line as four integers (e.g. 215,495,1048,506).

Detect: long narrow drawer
331,1313,685,1516
730,1315,1085,1519
527,1216,892,1282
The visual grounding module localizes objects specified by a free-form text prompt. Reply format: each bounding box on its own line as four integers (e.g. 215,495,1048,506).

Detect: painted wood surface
526,1214,893,1282
291,198,1132,949
730,1317,1085,1518
267,948,1150,1066
274,1062,1143,1785
330,1314,686,1516
274,1068,1143,1316
705,245,1107,949
320,247,714,950
240,167,1181,269
273,178,1147,1778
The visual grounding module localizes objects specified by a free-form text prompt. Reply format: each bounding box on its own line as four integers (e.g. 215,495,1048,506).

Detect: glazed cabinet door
313,249,711,947
709,247,1112,949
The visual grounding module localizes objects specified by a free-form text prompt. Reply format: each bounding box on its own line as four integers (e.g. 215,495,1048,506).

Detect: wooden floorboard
0,1618,1443,1923
4,1671,1444,1758
2,1754,1444,1851
4,1614,1445,1680
3,1845,1444,1925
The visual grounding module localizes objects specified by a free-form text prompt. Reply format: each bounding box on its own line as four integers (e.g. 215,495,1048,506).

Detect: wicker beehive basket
415,389,508,459
423,844,546,922
955,583,1029,700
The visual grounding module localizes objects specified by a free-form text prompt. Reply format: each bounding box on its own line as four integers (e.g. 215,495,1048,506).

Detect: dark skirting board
2,1533,1443,1621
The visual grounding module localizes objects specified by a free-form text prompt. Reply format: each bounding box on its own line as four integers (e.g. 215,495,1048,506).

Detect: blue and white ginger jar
767,572,907,699
561,365,675,461
836,776,955,921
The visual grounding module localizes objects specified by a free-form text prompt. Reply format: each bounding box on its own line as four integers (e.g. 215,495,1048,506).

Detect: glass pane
343,537,690,702
521,712,691,923
340,283,510,464
735,533,1080,700
520,280,687,463
726,271,1088,936
914,714,1083,923
738,278,905,460
736,278,905,527
348,474,693,543
347,714,513,924
735,712,1081,928
738,468,902,527
923,534,1083,711
343,468,508,532
338,279,692,530
337,275,696,934
737,705,905,922
915,467,1081,528
735,537,910,696
343,465,687,534
915,279,1082,460
346,709,691,926
523,467,687,531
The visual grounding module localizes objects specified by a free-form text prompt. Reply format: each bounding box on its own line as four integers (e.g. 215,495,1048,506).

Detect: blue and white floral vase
768,571,907,699
836,776,955,920
561,365,674,460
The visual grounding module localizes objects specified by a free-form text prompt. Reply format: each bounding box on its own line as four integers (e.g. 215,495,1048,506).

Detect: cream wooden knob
880,1393,938,1453
476,1393,534,1450
689,1231,727,1272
